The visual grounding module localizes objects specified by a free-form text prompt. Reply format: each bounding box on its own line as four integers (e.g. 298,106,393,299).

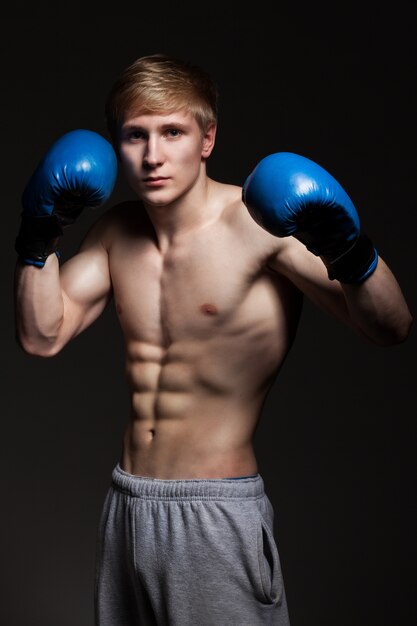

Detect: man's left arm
340,259,411,345
242,152,412,346
268,236,412,346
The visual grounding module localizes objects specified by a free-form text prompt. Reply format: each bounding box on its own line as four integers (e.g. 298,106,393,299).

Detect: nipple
200,303,218,316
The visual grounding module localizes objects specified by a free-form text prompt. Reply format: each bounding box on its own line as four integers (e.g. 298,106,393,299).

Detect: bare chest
108,222,291,347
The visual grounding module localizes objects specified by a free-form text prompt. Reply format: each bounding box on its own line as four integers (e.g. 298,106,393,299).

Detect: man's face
117,110,215,207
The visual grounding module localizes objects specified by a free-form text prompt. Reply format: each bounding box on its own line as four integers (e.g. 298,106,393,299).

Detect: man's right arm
13,128,118,357
14,214,113,357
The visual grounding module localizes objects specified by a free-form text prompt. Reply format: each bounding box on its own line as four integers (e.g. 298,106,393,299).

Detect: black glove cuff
15,213,63,265
321,233,378,283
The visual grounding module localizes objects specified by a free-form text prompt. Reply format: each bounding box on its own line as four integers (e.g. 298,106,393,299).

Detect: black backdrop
2,3,416,625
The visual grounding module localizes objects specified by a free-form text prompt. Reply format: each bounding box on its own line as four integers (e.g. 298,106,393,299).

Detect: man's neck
143,176,217,252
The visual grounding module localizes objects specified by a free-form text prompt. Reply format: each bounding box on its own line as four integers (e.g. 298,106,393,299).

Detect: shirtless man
14,54,412,626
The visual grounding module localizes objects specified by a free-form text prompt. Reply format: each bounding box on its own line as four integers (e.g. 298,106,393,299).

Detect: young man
14,54,412,625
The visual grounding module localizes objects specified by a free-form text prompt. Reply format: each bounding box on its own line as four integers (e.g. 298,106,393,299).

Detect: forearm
14,253,64,355
341,257,412,345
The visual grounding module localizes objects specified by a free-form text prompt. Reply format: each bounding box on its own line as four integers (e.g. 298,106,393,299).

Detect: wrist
15,213,63,267
321,233,378,283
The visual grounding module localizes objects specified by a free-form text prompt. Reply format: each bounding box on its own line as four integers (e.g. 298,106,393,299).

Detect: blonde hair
105,54,219,143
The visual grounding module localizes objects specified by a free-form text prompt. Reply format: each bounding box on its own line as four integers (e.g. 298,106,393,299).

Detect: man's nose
143,137,164,167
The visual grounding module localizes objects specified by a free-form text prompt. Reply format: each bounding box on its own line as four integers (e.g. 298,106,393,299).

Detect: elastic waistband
112,464,265,500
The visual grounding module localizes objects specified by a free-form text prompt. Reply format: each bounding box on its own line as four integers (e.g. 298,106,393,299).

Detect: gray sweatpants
95,465,290,625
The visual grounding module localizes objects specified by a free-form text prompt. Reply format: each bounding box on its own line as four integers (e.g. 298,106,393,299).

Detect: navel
200,303,218,316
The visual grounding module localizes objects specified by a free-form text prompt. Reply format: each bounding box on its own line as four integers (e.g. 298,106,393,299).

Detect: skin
14,110,413,479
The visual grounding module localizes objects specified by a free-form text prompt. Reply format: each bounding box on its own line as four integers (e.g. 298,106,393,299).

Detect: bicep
57,219,113,346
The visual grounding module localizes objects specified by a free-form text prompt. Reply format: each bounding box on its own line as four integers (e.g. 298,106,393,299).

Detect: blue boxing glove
15,129,118,268
242,152,378,283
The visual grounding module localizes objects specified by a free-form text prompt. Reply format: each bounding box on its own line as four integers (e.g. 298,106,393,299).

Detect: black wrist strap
322,233,378,283
15,213,63,265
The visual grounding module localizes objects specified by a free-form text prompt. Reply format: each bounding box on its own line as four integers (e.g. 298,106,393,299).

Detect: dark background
2,3,416,625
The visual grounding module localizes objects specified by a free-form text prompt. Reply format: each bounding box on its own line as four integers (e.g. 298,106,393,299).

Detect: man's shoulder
211,180,244,221
215,181,268,232
213,180,289,260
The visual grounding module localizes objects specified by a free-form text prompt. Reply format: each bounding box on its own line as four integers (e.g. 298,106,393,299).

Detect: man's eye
128,131,144,140
166,129,182,137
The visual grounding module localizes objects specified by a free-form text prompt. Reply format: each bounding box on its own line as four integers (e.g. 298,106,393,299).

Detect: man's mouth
143,176,169,183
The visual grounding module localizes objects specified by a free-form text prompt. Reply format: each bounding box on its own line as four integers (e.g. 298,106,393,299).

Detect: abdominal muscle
120,337,275,479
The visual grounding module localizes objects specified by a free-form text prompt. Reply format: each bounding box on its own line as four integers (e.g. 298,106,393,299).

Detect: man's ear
201,123,217,158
